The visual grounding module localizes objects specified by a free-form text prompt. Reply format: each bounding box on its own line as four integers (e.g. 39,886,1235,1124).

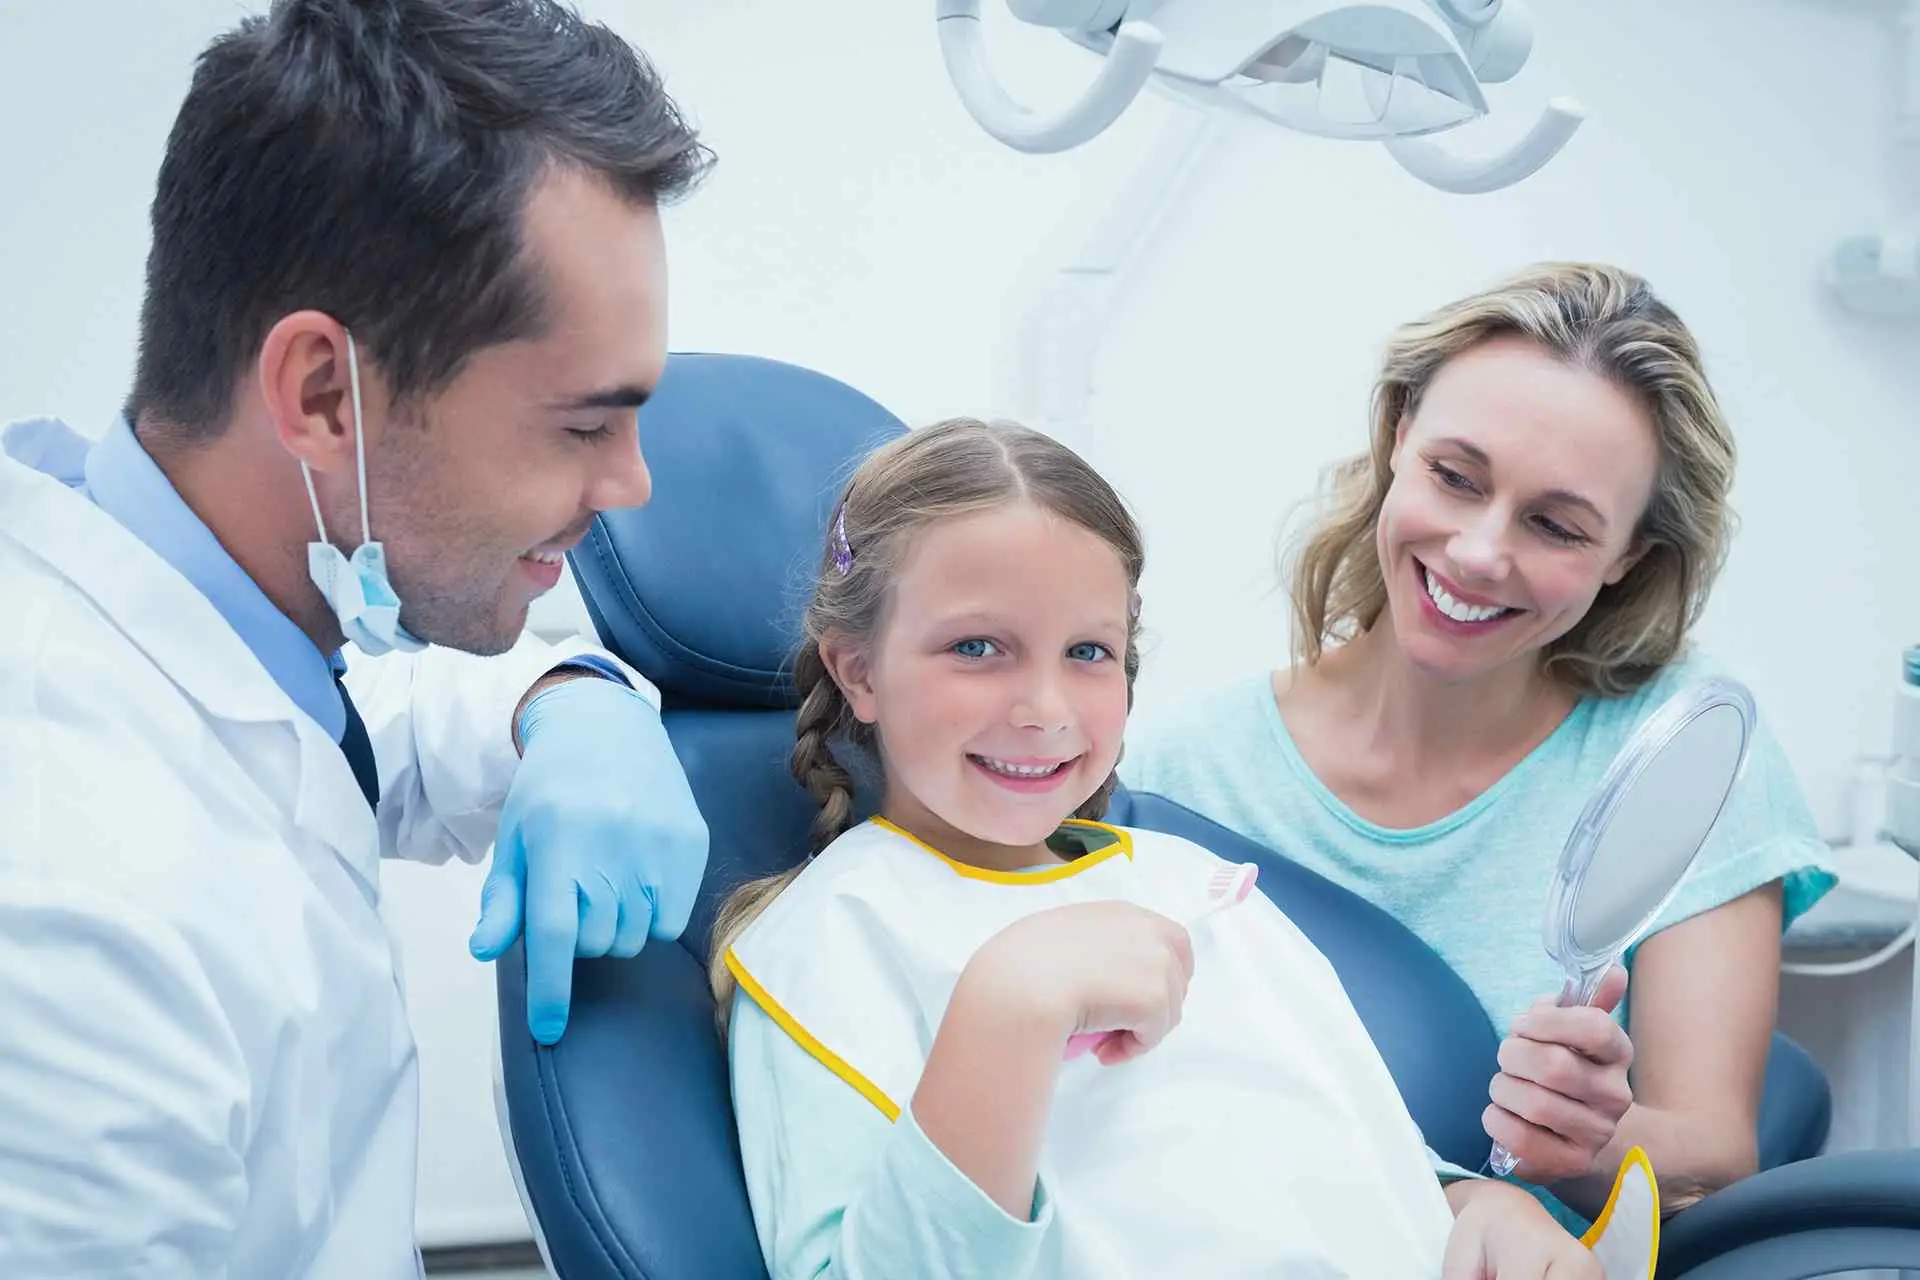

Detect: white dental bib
727,818,1456,1278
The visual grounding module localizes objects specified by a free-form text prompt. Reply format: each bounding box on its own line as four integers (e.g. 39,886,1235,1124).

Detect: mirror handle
1486,961,1619,1175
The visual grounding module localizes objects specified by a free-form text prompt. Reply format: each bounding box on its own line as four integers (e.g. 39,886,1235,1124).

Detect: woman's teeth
972,756,1066,778
1425,568,1509,624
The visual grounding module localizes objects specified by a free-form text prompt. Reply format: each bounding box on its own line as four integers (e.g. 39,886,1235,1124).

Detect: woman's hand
1443,1181,1602,1279
967,901,1195,1064
1485,965,1634,1183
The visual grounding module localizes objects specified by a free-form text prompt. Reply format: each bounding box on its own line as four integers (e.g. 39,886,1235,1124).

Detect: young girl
711,418,1639,1278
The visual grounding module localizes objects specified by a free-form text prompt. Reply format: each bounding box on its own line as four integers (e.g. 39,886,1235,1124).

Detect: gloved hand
469,674,709,1044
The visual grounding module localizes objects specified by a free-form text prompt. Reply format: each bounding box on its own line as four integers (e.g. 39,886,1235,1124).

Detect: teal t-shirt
1120,650,1836,1231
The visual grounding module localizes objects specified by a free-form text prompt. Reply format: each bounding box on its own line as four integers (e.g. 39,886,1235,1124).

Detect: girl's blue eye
952,638,998,659
1068,642,1113,663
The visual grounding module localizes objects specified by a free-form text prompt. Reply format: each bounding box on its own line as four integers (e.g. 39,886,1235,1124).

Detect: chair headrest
567,352,907,708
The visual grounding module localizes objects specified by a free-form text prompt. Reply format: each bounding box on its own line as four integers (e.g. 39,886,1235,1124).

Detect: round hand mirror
1487,676,1757,1176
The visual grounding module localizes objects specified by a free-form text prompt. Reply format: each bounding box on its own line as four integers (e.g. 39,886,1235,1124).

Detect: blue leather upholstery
569,351,907,710
1661,1148,1920,1277
495,351,1909,1280
497,924,763,1279
1756,1032,1831,1173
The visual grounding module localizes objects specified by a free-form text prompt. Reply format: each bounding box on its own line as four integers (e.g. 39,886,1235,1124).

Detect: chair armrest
1661,1149,1920,1277
496,938,770,1280
1755,1031,1830,1170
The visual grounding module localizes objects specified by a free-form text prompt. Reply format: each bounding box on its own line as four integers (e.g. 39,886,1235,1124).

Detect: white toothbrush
1063,861,1260,1061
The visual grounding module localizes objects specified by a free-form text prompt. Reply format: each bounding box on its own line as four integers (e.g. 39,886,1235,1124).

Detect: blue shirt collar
83,416,346,739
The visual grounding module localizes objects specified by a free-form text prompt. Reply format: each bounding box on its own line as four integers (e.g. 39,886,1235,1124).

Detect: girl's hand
1486,965,1634,1182
915,900,1194,1218
1443,1182,1603,1279
967,901,1194,1064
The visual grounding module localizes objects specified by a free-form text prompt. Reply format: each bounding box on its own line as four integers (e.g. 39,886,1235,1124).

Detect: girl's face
1375,336,1661,684
826,502,1133,867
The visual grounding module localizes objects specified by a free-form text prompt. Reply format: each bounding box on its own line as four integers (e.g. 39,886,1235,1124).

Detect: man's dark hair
128,0,713,438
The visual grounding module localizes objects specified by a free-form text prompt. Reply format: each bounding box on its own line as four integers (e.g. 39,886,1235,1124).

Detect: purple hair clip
831,505,854,576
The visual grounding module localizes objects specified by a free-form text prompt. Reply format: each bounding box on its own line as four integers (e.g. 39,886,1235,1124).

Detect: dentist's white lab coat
0,421,653,1277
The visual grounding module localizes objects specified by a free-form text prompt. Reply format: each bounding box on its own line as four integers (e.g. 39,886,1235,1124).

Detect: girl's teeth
1424,569,1508,624
976,757,1063,778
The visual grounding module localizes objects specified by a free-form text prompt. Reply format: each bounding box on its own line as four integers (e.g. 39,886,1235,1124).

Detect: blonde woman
1122,263,1836,1232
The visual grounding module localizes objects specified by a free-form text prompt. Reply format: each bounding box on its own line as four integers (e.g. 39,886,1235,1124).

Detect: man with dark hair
0,2,715,1271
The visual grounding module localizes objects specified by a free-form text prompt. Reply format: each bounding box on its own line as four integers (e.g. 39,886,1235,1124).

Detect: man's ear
819,634,878,725
256,311,377,472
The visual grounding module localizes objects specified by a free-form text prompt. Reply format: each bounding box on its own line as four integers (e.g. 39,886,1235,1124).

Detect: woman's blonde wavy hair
1287,262,1736,697
707,417,1146,1025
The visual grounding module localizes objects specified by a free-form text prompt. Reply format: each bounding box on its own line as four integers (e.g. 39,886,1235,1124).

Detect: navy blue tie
333,671,380,811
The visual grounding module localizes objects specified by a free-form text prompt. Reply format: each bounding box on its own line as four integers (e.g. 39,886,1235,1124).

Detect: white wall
629,0,1920,834
542,0,1920,831
5,0,1916,1249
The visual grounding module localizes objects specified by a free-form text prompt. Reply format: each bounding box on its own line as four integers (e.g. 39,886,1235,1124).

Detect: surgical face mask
302,331,427,656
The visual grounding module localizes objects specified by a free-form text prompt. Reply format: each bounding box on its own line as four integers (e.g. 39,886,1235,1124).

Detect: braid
789,644,859,852
708,643,862,1033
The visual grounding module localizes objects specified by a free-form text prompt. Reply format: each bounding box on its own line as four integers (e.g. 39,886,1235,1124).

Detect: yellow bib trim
871,816,1134,884
1580,1144,1661,1278
726,947,901,1122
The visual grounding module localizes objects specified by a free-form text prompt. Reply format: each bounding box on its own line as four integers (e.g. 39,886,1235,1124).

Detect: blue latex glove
469,674,709,1044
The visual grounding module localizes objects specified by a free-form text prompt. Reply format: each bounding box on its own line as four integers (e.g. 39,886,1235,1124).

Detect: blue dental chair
496,352,1920,1279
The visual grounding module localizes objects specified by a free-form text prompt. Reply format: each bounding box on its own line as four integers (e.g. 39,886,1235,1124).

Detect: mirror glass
1545,679,1756,997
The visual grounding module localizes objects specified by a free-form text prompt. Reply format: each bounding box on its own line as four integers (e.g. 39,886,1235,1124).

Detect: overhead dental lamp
936,0,1586,194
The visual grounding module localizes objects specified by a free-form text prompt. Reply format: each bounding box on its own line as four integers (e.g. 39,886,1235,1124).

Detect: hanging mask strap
300,329,374,549
302,463,330,543
345,330,372,548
